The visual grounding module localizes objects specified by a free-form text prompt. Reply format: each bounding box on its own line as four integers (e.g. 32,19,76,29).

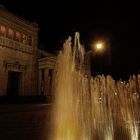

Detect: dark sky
1,1,140,79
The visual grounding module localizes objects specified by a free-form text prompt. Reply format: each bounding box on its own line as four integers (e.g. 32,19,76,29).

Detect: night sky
1,1,140,80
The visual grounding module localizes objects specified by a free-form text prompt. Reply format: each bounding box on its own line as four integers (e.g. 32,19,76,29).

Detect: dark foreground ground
1,96,140,140
0,98,52,140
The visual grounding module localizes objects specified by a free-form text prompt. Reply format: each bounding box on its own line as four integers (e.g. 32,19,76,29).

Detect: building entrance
7,71,21,96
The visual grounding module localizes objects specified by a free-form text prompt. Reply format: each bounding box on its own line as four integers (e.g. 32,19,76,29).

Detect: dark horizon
1,1,140,80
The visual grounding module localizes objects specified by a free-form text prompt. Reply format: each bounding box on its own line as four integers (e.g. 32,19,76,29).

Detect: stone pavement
0,104,52,140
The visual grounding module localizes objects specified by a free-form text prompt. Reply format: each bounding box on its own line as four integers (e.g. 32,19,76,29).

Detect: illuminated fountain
50,32,140,140
51,32,91,140
90,75,140,140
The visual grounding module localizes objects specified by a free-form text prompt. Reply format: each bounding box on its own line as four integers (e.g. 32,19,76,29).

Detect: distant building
0,7,56,97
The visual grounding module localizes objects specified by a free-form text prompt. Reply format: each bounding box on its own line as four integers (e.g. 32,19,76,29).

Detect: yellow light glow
96,43,102,49
95,42,104,51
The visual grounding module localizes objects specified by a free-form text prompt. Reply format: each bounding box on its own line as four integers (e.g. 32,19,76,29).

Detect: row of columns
38,68,54,96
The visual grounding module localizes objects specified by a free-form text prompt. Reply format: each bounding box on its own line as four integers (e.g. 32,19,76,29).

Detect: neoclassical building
0,6,56,97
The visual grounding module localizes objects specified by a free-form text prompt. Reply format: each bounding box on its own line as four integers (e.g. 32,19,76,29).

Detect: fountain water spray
50,32,140,140
51,32,91,140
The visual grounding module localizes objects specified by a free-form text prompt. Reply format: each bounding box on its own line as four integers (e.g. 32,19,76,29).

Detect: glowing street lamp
96,43,103,49
96,43,102,49
86,40,107,75
87,41,105,55
94,41,105,53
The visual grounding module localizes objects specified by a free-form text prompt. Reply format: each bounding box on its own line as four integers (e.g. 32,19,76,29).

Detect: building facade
0,7,56,97
38,50,56,97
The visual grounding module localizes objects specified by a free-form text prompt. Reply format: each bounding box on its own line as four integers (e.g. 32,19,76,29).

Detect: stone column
38,69,42,96
44,69,49,96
